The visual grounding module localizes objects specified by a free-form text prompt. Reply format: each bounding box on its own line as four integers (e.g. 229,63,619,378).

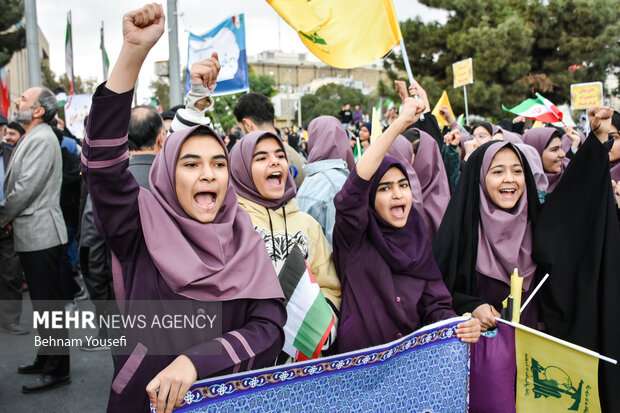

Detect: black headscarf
432,141,540,315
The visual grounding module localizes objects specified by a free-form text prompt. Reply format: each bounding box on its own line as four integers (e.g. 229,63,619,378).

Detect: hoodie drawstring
265,205,290,262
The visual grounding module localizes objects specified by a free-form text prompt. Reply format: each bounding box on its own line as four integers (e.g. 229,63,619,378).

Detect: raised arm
333,99,424,249
106,3,165,94
355,97,425,181
81,4,164,261
167,54,221,134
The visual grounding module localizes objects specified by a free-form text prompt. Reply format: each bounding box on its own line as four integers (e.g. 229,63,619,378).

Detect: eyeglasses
472,133,491,140
609,132,620,140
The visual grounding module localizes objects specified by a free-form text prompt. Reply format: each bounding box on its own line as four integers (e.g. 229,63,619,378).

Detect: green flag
100,22,109,81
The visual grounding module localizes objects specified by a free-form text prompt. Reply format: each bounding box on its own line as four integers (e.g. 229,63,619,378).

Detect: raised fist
398,97,425,126
190,52,221,90
122,3,165,51
587,106,613,143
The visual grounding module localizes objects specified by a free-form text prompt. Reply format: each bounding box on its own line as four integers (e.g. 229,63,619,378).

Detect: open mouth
266,172,283,187
194,191,217,210
499,189,516,198
389,205,406,218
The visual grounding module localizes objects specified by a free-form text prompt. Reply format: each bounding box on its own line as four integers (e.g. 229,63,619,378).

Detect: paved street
0,292,113,412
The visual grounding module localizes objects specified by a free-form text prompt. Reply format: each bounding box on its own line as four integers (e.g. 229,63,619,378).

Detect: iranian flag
65,11,74,95
502,93,563,123
278,246,335,361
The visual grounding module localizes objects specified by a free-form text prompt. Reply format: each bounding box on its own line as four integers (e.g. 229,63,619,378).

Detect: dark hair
233,92,275,126
6,121,25,137
471,122,493,136
128,106,164,151
612,110,620,132
161,104,185,120
52,126,64,146
37,87,58,124
187,125,217,140
497,119,513,132
545,128,564,149
401,128,421,154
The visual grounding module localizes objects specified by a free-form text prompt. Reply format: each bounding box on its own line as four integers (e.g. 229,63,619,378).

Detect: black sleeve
533,133,620,411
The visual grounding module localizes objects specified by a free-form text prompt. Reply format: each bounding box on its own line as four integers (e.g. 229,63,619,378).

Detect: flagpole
398,41,424,121
24,0,41,87
463,85,469,126
519,273,549,314
495,318,617,364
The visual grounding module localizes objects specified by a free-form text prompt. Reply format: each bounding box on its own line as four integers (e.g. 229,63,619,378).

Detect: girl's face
485,148,525,210
359,126,370,141
175,135,229,223
541,136,565,173
472,126,492,145
251,137,289,200
374,167,412,228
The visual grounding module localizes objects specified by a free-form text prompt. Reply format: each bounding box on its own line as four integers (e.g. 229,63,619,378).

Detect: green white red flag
502,93,563,123
65,11,74,95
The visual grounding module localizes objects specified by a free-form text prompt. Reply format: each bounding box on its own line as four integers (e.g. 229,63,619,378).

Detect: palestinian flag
278,245,335,361
502,93,563,123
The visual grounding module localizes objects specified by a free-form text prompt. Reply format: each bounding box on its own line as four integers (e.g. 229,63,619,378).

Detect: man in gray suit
0,86,70,393
127,105,166,189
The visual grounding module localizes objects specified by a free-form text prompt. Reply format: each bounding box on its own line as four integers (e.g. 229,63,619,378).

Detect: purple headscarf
386,135,426,233
494,126,524,144
515,143,549,192
522,127,567,192
307,115,355,171
610,159,620,182
229,131,296,209
476,142,537,289
367,156,441,280
135,125,283,301
412,129,451,242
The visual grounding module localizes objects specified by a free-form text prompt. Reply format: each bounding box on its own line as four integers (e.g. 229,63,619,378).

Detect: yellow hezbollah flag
267,0,402,68
431,90,454,129
515,325,601,413
370,106,382,144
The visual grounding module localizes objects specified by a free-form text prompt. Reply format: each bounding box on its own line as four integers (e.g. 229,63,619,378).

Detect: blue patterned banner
161,316,470,412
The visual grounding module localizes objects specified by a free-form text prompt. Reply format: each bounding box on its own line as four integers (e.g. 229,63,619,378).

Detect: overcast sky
36,1,447,104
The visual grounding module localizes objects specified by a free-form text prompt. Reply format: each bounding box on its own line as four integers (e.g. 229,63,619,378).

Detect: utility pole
24,0,41,87
167,0,182,107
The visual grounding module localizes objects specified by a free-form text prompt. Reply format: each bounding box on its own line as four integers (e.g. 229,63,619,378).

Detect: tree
210,93,243,133
248,65,277,97
149,76,170,111
41,60,97,120
384,0,620,120
41,60,97,95
0,0,26,68
300,83,369,126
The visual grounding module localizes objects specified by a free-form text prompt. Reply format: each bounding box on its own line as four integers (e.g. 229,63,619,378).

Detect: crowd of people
0,3,619,412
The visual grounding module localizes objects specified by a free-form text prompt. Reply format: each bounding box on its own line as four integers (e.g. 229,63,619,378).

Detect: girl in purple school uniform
82,5,285,412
